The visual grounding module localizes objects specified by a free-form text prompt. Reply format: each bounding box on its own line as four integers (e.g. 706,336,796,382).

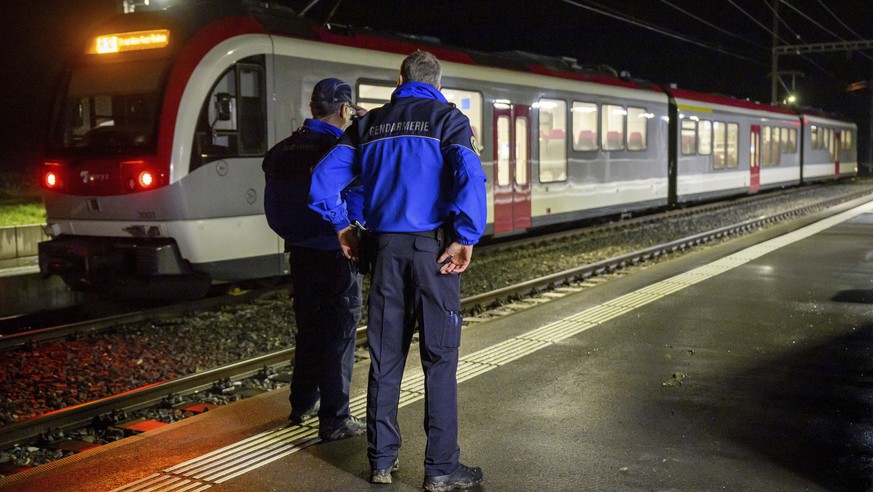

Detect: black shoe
422,464,484,492
288,400,320,425
370,457,400,484
319,416,365,441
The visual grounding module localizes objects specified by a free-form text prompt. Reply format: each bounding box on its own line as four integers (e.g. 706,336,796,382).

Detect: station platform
4,195,873,491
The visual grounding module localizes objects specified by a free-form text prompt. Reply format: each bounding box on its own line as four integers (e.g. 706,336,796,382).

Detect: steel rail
0,285,291,352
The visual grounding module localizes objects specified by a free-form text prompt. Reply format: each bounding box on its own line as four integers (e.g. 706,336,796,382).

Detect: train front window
191,57,266,171
55,60,166,152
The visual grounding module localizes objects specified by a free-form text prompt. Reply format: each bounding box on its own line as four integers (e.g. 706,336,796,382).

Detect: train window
761,127,771,166
828,129,837,160
811,126,821,149
443,88,483,144
571,102,598,151
626,107,648,151
601,105,625,151
680,119,696,155
844,129,852,150
191,56,266,172
357,83,394,110
697,120,712,155
787,128,797,153
770,127,781,165
713,121,726,169
55,59,166,152
726,123,739,168
497,116,511,187
537,98,567,182
515,117,529,185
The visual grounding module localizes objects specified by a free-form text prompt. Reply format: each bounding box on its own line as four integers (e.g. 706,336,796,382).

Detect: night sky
3,0,872,173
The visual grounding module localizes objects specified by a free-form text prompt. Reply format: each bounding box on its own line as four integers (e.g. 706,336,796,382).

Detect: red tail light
138,170,155,188
42,161,63,190
121,159,165,191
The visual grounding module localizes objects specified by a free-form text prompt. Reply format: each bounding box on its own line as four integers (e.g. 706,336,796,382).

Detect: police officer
262,78,367,441
309,52,487,490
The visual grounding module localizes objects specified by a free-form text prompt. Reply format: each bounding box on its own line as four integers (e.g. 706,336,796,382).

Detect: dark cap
311,78,352,103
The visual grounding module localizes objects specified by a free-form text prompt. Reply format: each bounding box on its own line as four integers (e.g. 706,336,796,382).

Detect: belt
372,229,440,239
409,229,440,239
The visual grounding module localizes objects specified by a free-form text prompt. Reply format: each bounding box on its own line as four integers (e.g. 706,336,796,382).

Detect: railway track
1,182,871,471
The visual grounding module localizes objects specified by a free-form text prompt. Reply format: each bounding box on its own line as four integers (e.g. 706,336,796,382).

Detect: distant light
90,29,170,54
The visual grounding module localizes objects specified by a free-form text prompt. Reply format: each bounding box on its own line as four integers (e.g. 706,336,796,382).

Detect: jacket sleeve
444,144,487,245
308,142,358,231
342,181,365,227
441,111,487,245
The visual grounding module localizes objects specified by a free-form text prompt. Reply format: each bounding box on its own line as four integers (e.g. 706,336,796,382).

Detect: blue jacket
308,82,487,245
263,118,364,250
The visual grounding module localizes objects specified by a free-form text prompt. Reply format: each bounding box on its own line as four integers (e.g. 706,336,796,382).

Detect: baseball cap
311,78,353,103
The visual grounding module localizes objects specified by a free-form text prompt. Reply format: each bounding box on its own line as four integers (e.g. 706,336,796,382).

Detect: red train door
834,131,842,176
493,103,532,233
749,125,761,193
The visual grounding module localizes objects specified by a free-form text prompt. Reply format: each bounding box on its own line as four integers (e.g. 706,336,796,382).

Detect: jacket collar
391,82,447,103
303,118,343,137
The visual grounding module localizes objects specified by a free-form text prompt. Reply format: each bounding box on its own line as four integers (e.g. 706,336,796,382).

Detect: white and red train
37,2,857,298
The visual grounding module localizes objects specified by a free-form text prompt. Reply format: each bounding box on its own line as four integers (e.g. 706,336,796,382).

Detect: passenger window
442,88,483,146
601,104,625,151
713,121,726,169
726,123,739,168
357,83,394,110
537,98,567,182
190,56,266,172
571,101,598,151
761,127,771,166
496,116,510,187
681,119,696,155
626,106,648,151
515,117,529,185
698,120,712,155
770,127,781,165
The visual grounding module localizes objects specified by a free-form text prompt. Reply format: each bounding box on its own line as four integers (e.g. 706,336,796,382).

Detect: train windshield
52,59,167,153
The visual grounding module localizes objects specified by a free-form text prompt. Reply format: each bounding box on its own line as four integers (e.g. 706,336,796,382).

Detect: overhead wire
815,0,863,39
781,0,873,62
728,0,837,79
657,0,768,50
557,0,766,65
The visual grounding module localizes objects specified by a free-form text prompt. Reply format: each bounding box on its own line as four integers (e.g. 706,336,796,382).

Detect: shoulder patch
470,135,481,156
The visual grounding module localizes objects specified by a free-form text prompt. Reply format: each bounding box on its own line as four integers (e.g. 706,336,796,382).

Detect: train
37,0,858,298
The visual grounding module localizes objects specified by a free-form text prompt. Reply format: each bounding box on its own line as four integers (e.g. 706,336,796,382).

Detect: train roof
83,0,663,94
667,87,796,116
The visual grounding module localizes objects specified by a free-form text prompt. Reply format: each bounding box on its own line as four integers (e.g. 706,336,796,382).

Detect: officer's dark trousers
288,246,362,430
366,233,463,476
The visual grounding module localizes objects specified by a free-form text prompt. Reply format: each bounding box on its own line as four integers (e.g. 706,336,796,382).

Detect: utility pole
846,81,873,173
770,0,780,105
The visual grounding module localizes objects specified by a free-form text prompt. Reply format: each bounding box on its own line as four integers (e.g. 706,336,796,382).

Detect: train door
493,104,532,233
834,131,841,176
749,125,761,192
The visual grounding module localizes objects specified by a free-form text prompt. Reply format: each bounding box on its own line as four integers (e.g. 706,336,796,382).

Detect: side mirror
214,93,233,121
